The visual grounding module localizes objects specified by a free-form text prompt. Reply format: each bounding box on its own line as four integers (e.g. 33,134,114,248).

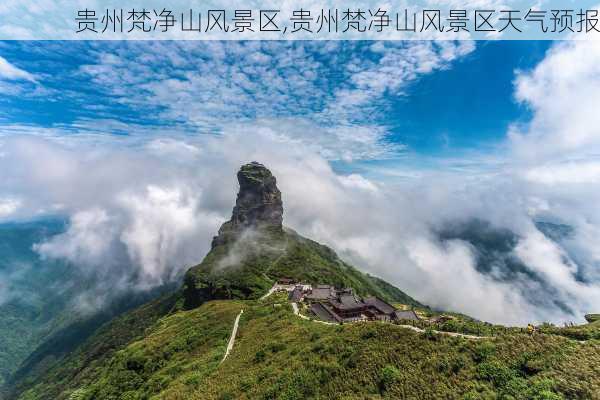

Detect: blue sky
386,41,550,154
0,41,551,164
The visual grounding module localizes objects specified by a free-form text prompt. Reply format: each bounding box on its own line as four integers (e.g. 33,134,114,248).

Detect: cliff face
212,162,283,248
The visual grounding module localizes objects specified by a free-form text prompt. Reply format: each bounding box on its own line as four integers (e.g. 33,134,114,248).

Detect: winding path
292,302,337,325
263,286,493,340
259,284,280,300
393,324,492,340
290,302,492,339
221,309,244,364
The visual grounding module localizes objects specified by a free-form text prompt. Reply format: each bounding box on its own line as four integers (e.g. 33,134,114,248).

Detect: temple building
288,283,419,324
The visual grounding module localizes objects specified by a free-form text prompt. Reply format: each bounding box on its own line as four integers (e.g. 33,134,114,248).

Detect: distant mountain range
0,219,174,390
0,218,71,387
437,218,581,316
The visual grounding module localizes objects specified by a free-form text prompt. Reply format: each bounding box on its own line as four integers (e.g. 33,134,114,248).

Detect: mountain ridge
4,163,599,400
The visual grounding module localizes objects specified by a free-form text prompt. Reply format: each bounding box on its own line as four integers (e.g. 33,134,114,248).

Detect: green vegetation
3,214,422,397
4,211,598,399
183,227,423,309
0,219,175,390
10,297,600,400
0,219,71,387
538,320,600,341
8,294,178,400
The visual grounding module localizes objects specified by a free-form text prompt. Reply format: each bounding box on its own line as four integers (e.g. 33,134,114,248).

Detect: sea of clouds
0,40,599,325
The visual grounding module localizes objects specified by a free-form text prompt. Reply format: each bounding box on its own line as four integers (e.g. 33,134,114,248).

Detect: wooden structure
302,286,415,323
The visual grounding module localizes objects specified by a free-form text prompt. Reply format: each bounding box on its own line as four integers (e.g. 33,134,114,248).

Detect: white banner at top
1,0,600,40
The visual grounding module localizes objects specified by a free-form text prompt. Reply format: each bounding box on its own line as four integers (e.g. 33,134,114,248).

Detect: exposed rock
212,162,283,247
183,162,422,310
585,314,600,323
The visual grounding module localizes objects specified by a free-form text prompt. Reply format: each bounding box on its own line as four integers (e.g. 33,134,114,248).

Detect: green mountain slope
0,219,177,394
182,162,421,310
13,296,600,400
0,219,72,387
6,163,599,400
7,293,178,400
181,162,422,310
182,226,422,309
8,223,427,400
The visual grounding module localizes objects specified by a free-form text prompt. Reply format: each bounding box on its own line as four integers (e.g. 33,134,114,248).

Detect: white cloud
75,41,474,162
2,123,596,325
36,208,119,268
524,160,600,185
511,40,600,162
487,39,600,323
339,174,379,192
2,40,600,326
0,197,20,218
508,40,600,253
404,236,534,324
0,55,36,82
117,185,217,287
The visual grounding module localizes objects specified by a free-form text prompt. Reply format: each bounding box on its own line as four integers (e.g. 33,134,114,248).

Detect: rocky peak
212,162,283,247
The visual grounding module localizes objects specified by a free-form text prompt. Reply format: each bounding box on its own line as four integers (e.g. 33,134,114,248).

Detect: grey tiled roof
288,287,304,302
306,287,332,300
364,297,396,315
310,302,341,323
394,310,419,321
332,294,364,310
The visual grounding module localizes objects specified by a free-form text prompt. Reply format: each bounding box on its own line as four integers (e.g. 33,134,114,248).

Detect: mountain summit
182,162,422,309
212,162,283,248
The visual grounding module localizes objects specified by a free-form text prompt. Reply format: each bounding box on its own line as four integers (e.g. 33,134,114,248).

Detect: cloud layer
1,40,599,325
1,115,599,325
